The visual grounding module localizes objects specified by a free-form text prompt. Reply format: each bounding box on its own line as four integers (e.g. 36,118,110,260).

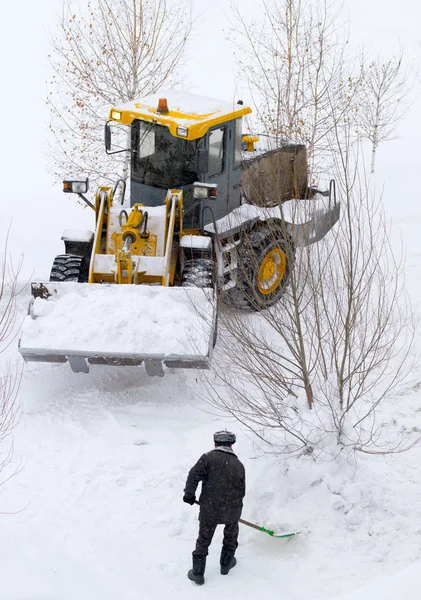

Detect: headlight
63,177,89,194
111,110,122,121
72,181,88,193
177,126,188,137
193,186,209,200
193,182,217,200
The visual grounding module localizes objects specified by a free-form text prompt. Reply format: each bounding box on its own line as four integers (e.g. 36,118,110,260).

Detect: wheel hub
257,248,287,295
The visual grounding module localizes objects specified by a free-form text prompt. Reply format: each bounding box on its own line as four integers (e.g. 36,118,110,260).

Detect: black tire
49,254,88,283
181,258,217,347
181,258,214,288
233,227,294,311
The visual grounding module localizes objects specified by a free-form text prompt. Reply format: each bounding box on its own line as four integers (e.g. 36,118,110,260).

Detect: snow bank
331,562,421,599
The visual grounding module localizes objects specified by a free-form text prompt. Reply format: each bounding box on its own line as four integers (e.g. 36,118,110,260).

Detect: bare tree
356,53,412,173
0,234,23,486
311,112,416,452
229,0,354,176
218,0,356,415
230,0,412,181
47,0,194,188
199,83,416,458
204,157,415,457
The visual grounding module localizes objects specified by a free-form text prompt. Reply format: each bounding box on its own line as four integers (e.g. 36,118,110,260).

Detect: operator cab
106,91,251,230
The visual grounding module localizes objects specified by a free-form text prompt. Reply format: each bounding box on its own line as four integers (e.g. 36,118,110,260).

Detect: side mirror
105,123,112,152
196,147,209,174
104,120,131,155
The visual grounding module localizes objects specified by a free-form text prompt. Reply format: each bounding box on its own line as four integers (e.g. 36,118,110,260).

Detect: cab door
201,118,243,227
202,124,229,224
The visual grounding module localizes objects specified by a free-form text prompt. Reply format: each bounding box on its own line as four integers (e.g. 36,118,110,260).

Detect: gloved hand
183,494,196,505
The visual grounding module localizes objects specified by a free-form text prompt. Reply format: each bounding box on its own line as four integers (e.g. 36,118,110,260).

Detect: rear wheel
234,227,294,311
49,254,88,283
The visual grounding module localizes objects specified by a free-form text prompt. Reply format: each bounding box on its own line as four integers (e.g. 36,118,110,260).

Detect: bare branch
199,0,416,460
0,229,24,489
47,0,195,189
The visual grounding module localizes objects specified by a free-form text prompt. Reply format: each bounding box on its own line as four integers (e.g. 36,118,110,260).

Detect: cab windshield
131,120,198,189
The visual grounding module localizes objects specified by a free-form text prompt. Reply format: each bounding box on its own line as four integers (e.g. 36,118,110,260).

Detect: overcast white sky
1,0,420,278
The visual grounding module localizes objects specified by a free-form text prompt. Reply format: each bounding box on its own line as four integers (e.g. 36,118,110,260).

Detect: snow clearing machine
19,91,339,376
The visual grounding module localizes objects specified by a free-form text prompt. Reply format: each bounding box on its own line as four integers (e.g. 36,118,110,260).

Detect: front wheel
181,258,214,288
49,254,88,283
181,258,218,347
235,228,294,311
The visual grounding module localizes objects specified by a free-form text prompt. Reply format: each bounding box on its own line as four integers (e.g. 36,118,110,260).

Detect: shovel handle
193,500,268,534
238,517,267,532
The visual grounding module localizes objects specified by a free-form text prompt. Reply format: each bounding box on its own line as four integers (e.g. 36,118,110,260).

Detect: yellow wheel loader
19,91,339,376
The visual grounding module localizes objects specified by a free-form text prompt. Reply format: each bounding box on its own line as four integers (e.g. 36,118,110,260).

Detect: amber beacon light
157,98,169,113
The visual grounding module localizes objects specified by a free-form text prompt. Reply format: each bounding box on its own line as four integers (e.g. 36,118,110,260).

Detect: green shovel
194,501,299,538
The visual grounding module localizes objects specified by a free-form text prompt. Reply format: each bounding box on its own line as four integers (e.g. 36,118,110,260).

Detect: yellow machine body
18,90,339,377
89,187,183,287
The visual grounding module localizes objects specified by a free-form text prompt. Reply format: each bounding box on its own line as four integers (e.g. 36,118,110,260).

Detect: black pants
193,520,239,558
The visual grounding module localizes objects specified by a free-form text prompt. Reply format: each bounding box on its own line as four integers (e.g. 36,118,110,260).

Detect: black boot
188,556,206,585
220,548,237,575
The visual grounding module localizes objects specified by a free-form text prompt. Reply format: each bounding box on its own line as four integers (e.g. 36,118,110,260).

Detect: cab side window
208,127,225,176
234,118,243,170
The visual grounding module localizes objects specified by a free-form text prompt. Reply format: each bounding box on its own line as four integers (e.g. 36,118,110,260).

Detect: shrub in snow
0,239,24,486
198,0,415,459
201,141,416,459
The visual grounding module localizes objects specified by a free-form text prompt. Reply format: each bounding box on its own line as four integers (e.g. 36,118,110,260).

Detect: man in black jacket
183,430,246,585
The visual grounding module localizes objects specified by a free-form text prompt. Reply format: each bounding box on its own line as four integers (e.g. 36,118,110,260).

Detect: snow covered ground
1,204,421,599
0,341,420,600
2,162,421,596
2,0,421,598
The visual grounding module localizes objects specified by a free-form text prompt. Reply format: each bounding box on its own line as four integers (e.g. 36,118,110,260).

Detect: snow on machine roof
109,90,252,140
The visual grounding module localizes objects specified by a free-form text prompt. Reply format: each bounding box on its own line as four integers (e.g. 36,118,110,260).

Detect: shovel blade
270,531,300,538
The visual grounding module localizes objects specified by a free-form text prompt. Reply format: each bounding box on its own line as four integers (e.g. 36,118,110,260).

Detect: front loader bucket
19,283,216,377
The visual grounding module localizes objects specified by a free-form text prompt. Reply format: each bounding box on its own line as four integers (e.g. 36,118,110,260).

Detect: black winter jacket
184,447,246,524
